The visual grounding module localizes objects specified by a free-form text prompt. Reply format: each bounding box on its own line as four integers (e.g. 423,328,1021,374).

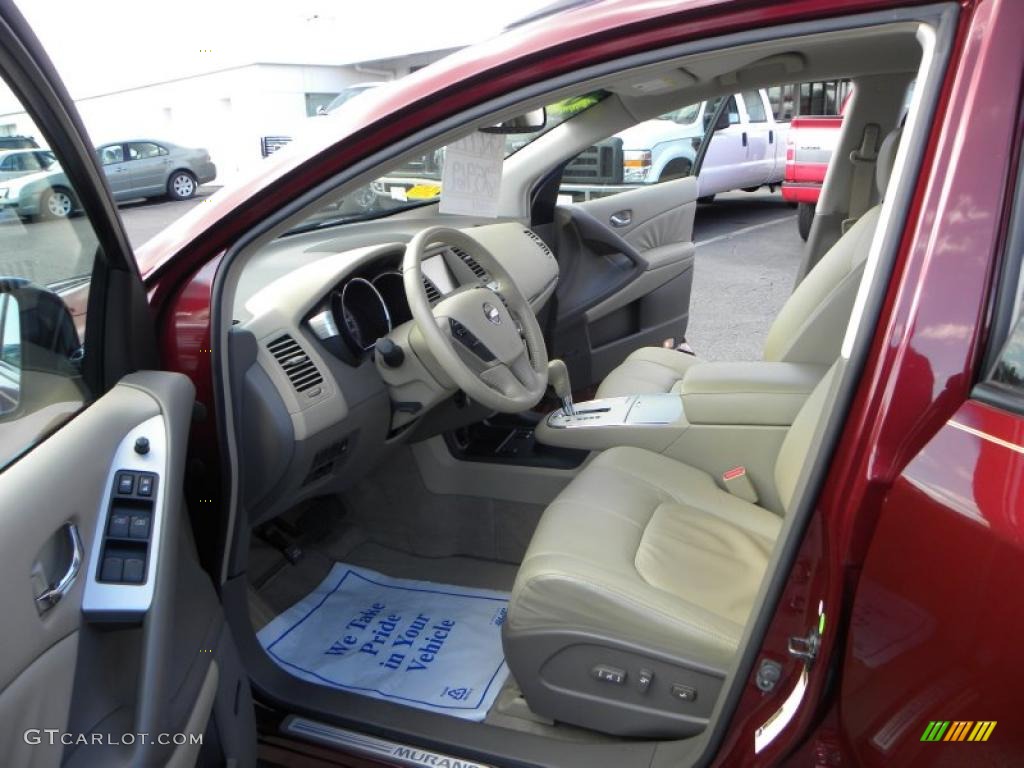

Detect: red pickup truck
782,87,850,239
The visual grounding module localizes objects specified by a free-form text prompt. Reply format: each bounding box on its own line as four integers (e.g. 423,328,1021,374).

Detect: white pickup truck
563,89,789,201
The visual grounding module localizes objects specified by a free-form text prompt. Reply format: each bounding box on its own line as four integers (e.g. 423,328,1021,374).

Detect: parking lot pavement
118,185,220,246
686,189,801,362
0,186,220,287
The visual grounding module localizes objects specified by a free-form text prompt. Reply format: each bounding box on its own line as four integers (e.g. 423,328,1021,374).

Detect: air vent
267,334,323,394
522,229,553,257
450,246,489,280
422,275,441,303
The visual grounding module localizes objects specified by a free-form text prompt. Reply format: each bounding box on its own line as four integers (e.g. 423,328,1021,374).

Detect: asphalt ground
0,185,800,362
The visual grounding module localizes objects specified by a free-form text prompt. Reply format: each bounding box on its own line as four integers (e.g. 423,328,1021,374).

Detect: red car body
124,0,1023,764
781,115,844,205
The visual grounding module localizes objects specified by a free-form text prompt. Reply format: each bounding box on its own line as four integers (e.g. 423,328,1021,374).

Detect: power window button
592,665,626,685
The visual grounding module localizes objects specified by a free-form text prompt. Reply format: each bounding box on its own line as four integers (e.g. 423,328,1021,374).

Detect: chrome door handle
35,523,83,612
609,210,632,227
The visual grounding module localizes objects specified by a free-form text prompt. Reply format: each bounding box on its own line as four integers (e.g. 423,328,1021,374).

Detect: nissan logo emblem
483,302,501,325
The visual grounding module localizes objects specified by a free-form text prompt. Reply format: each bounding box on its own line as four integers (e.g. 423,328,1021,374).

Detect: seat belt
841,123,880,234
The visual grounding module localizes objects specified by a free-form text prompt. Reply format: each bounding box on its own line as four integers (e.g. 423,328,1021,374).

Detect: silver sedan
96,139,216,202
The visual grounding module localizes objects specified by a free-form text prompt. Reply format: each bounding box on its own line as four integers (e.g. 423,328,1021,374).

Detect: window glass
0,79,101,470
766,84,795,122
742,91,767,122
127,142,166,160
990,313,1024,393
100,145,124,165
288,91,608,232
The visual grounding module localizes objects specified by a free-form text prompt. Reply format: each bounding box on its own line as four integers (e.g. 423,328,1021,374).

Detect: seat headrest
875,128,902,198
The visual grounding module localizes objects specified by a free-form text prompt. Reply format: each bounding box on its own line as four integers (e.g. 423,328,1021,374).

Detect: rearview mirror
479,108,547,134
0,293,22,417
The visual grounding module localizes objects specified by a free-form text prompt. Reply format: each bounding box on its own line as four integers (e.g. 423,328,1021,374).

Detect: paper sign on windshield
439,132,504,218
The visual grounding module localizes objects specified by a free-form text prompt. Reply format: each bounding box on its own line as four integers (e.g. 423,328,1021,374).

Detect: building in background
0,47,455,181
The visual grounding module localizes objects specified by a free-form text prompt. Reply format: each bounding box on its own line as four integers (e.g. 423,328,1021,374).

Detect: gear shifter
547,359,575,416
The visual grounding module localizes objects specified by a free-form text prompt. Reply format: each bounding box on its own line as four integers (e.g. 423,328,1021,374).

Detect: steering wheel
403,226,548,413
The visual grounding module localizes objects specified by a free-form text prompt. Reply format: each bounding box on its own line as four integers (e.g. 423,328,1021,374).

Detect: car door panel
549,176,697,387
0,372,254,766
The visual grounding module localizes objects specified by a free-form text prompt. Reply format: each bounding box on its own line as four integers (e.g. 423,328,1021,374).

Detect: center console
535,362,828,514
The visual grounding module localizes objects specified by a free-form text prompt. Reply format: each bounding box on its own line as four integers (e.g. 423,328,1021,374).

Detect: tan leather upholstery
596,129,901,399
504,363,840,735
596,345,701,397
679,361,827,425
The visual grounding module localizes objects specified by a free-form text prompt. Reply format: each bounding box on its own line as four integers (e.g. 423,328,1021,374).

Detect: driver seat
596,128,901,399
502,363,837,737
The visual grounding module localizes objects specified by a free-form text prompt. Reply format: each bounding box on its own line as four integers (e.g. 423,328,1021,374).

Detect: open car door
0,3,254,765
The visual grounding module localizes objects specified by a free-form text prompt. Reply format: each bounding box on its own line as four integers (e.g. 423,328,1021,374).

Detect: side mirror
479,108,547,134
0,292,21,416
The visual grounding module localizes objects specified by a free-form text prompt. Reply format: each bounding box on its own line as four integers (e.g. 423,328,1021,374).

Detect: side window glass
0,80,101,470
100,145,124,165
742,91,767,122
766,84,795,122
990,312,1024,393
127,142,164,160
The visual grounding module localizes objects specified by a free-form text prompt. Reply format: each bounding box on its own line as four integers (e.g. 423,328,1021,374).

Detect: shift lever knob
547,359,575,416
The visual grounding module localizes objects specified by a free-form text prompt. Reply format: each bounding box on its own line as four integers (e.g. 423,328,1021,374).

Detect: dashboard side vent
422,275,442,303
522,229,553,257
451,246,489,280
267,334,323,393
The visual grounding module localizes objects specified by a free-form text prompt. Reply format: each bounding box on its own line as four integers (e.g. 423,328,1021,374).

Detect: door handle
609,210,632,228
742,131,748,147
769,130,774,144
34,523,83,612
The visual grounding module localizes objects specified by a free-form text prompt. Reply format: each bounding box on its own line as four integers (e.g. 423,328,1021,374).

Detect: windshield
288,91,607,234
658,102,701,125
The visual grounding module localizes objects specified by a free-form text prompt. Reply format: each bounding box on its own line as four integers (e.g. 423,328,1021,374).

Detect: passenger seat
596,128,901,398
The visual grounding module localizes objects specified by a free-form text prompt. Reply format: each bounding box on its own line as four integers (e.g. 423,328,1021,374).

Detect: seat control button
592,665,626,685
117,472,135,495
638,668,654,693
123,558,145,583
101,556,123,582
671,683,698,702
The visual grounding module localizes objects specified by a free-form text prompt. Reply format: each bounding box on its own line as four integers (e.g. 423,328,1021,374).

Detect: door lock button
137,474,154,496
116,472,135,495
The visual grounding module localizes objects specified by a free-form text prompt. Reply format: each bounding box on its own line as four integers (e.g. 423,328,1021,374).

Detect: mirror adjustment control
592,665,626,685
116,472,135,495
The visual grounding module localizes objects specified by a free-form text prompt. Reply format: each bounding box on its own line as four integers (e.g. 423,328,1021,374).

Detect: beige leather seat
503,365,837,737
596,128,901,399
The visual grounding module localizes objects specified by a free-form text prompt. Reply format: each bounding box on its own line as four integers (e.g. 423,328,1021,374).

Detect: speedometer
332,277,392,352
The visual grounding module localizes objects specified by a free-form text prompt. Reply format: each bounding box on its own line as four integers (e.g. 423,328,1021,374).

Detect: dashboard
235,221,559,525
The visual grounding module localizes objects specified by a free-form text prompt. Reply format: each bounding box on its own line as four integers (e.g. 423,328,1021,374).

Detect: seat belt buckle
722,466,758,504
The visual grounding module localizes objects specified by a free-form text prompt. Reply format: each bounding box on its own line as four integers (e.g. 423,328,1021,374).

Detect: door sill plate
281,716,492,768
